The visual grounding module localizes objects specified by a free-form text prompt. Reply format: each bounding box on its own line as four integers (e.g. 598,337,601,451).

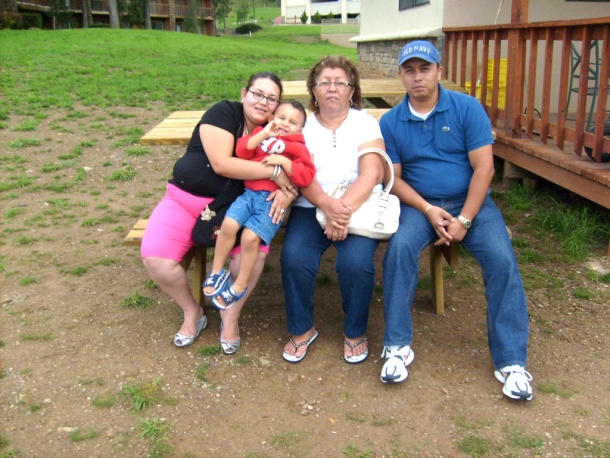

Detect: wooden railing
443,17,610,163
149,3,170,16
321,18,360,35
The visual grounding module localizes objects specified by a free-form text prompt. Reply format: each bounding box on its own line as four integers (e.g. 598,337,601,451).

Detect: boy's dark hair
278,99,307,125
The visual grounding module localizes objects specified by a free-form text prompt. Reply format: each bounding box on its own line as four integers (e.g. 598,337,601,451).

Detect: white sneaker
380,345,414,384
494,365,533,401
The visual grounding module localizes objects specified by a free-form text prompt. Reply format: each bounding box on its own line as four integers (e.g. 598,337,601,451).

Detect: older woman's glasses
248,90,280,105
315,81,353,90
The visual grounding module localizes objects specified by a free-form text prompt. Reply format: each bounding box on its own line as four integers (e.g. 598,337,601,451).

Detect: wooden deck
493,129,610,210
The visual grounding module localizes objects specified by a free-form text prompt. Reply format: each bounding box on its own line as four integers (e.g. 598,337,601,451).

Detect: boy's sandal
344,337,369,364
212,283,247,311
282,331,319,363
203,268,232,298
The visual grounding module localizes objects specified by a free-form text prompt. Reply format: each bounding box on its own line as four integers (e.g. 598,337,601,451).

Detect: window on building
399,0,430,10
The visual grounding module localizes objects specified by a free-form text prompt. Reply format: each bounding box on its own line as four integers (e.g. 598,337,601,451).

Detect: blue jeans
382,195,529,370
280,206,380,339
226,189,279,246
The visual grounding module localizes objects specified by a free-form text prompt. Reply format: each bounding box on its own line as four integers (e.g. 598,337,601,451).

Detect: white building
281,0,361,24
354,0,610,77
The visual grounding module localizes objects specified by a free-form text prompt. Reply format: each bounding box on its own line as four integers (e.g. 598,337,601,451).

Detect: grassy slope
0,26,355,113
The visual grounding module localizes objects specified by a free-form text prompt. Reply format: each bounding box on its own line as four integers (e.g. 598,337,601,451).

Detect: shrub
1,12,23,30
21,13,42,29
300,10,308,24
311,10,322,24
235,23,262,34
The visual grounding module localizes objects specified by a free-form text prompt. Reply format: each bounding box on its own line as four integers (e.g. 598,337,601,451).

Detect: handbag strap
356,147,395,195
208,179,244,211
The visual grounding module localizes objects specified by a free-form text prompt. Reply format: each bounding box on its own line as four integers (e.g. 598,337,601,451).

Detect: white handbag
315,147,401,240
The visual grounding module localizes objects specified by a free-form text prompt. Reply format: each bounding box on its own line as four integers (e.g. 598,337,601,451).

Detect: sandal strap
289,337,311,348
204,269,226,287
344,337,367,349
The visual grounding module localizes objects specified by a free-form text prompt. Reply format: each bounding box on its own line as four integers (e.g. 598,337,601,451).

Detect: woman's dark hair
246,72,283,97
305,55,362,112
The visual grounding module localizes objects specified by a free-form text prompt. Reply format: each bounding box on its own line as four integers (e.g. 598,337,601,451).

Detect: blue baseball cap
398,40,441,66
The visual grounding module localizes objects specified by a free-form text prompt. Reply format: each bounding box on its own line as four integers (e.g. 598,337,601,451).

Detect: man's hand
426,206,456,246
444,218,468,243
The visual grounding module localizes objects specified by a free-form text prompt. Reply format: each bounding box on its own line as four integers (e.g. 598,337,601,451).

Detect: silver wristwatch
458,214,472,229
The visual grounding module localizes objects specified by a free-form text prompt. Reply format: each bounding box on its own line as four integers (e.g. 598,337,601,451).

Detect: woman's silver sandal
174,314,207,347
220,322,241,355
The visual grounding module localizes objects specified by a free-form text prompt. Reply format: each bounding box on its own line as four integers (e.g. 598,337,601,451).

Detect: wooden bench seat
126,219,459,315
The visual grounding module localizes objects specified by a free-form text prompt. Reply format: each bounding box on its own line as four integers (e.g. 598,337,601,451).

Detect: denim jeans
382,195,529,370
281,206,380,339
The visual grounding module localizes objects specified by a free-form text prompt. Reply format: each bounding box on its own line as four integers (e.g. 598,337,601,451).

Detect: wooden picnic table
140,108,391,146
283,78,466,108
283,78,405,108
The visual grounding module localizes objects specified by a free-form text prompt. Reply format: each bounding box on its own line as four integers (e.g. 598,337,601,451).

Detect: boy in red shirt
203,100,315,310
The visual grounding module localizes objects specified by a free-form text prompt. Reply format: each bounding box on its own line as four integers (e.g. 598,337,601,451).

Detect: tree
235,0,248,23
213,0,231,34
183,0,199,33
108,0,120,28
126,0,145,26
49,0,72,28
144,0,151,29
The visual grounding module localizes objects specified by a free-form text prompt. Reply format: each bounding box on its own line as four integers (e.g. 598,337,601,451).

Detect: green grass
537,381,574,399
137,418,170,442
458,434,490,457
122,292,153,310
69,429,99,442
198,345,222,356
92,394,116,407
497,184,609,261
196,362,211,381
20,332,52,341
120,378,163,412
0,27,353,113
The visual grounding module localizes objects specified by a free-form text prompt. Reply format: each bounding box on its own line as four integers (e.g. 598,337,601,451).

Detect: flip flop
344,337,369,364
282,331,319,363
203,268,232,298
212,283,247,310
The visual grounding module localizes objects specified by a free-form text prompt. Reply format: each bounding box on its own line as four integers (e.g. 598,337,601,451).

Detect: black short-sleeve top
169,100,246,197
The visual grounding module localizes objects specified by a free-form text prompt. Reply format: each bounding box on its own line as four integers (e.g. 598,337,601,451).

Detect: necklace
318,111,349,148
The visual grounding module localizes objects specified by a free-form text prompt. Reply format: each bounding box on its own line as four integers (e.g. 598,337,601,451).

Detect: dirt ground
1,106,609,458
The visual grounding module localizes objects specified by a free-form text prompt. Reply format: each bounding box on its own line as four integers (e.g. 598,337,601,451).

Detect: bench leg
192,247,206,307
429,244,445,315
180,246,208,307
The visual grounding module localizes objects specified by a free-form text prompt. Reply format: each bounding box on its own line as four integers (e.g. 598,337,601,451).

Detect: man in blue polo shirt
379,40,533,401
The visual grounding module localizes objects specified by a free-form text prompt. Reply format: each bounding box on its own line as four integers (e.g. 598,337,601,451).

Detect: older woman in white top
280,55,386,364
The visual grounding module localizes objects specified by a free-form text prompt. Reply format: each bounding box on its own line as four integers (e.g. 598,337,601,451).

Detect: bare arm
340,138,386,211
201,124,297,196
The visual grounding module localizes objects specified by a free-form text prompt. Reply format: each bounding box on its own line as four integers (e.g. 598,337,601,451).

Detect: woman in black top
142,72,296,351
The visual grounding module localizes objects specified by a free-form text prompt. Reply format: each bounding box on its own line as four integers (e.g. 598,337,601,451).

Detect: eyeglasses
314,81,353,90
248,90,280,105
